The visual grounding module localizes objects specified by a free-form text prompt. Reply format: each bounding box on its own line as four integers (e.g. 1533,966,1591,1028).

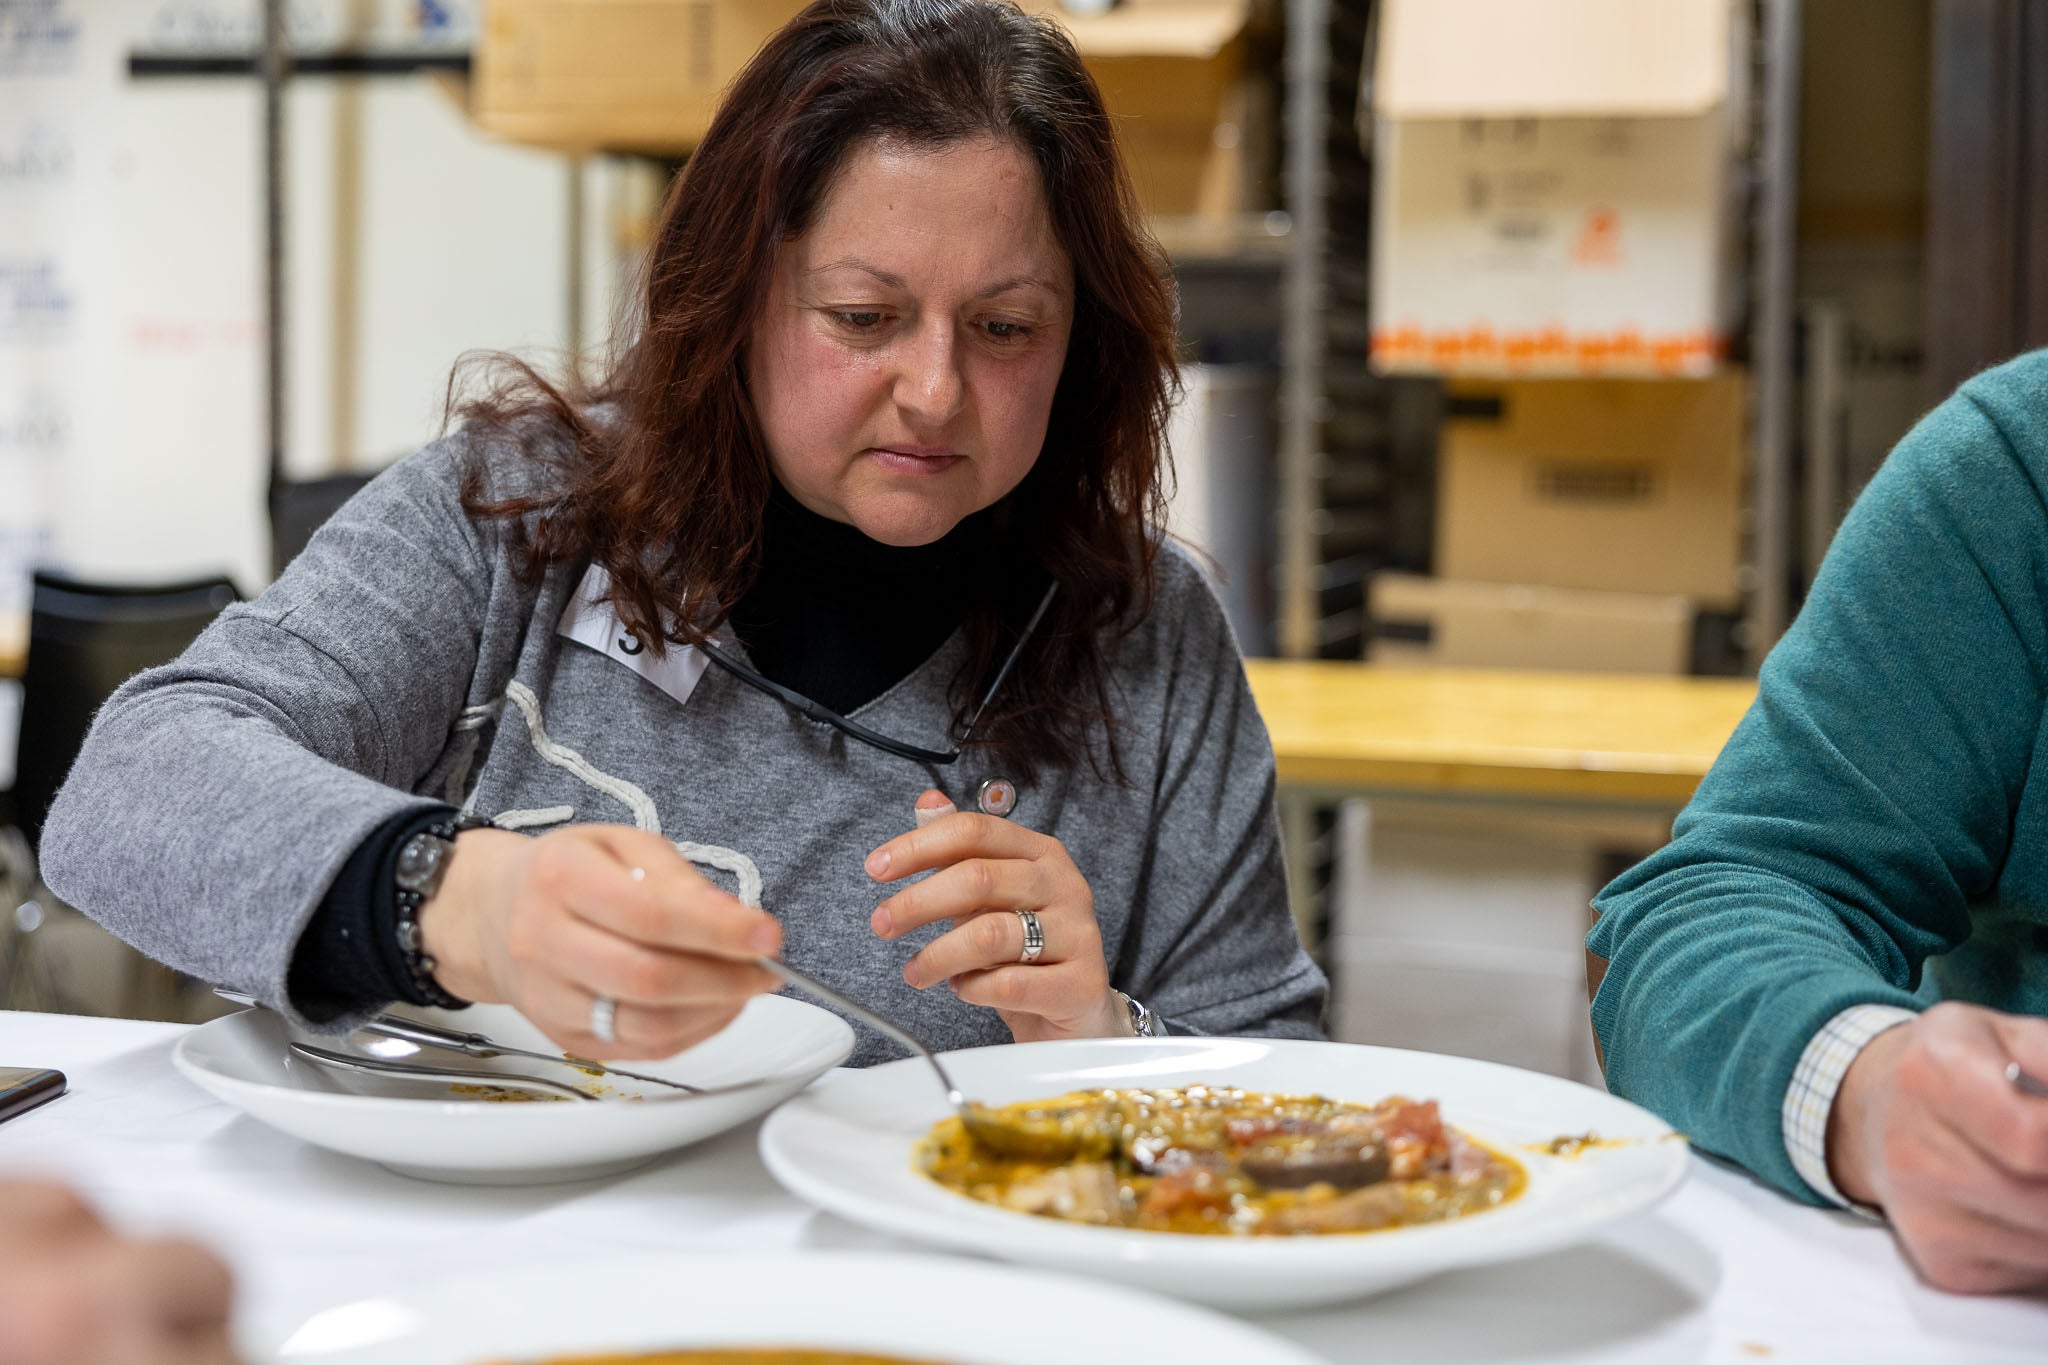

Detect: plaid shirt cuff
1782,1003,1918,1210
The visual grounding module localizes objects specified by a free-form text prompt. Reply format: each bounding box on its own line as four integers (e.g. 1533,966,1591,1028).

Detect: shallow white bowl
173,996,852,1184
268,1250,1322,1365
759,1036,1688,1311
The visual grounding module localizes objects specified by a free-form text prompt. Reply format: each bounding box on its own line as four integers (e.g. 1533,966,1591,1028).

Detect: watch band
391,812,494,1010
1115,988,1160,1038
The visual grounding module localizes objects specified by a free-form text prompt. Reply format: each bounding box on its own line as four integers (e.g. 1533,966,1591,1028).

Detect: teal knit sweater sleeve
1588,352,2048,1202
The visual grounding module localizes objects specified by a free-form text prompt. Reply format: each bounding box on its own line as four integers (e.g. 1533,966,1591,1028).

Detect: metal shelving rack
1272,0,1806,948
1748,0,1803,662
1276,0,1396,949
1279,0,1374,666
1276,0,1804,667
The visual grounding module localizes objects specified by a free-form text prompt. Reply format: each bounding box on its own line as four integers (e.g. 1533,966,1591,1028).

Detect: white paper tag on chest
556,563,708,708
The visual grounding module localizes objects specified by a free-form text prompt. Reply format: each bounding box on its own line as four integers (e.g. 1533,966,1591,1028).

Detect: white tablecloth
3,1010,2043,1364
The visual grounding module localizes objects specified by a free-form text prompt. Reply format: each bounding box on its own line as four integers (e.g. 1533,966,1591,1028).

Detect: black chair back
270,473,375,575
14,571,240,851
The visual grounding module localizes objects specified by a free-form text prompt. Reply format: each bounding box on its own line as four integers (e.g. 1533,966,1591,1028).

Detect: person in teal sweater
1589,349,2048,1294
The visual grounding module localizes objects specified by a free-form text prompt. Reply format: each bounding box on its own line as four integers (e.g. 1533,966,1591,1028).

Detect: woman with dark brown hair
41,0,1325,1065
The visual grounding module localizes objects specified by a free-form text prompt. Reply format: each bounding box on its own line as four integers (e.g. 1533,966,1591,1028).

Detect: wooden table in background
0,614,22,681
1240,660,1760,946
1243,660,1758,807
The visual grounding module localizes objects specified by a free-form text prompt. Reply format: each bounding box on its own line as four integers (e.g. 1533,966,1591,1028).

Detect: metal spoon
756,957,1102,1160
288,1040,598,1102
215,988,703,1094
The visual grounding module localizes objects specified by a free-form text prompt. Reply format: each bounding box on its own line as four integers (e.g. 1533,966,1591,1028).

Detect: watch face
394,833,449,893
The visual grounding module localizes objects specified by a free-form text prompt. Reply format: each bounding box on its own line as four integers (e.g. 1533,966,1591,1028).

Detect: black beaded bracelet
391,812,495,1010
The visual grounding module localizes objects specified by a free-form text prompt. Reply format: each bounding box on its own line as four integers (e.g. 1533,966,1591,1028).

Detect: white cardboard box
1367,0,1747,377
1332,802,1599,950
1330,937,1602,1087
1329,802,1607,1086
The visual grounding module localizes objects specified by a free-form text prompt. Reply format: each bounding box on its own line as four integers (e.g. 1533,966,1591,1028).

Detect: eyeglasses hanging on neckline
693,579,1059,765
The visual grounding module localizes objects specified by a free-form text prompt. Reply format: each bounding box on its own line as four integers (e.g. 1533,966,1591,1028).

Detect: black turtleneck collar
727,481,989,713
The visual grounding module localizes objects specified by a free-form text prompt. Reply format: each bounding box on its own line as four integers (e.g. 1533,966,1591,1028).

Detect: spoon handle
217,986,703,1093
756,958,963,1106
288,1041,598,1102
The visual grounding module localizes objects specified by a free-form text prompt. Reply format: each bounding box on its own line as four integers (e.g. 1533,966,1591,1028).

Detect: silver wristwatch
1115,989,1160,1038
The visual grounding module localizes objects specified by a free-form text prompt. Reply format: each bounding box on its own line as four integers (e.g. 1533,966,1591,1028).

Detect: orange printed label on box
1372,325,1726,376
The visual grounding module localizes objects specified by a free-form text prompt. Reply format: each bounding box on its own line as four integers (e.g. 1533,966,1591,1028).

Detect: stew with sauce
917,1085,1524,1235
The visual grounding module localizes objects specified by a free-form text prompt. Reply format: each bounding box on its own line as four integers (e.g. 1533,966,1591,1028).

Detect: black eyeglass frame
694,579,1059,766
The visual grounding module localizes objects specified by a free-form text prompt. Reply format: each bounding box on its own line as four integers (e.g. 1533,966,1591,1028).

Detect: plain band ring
1015,909,1045,964
590,994,618,1044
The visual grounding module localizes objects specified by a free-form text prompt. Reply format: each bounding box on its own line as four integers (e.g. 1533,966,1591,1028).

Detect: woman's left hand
867,790,1130,1042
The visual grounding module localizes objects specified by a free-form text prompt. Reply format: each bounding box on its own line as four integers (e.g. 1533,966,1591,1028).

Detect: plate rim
172,994,855,1118
268,1248,1330,1365
759,1035,1689,1272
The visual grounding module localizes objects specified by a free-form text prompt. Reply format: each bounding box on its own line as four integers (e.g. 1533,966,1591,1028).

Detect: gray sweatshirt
40,429,1326,1063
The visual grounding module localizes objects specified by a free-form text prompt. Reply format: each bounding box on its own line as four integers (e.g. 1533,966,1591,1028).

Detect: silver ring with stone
1016,909,1045,964
590,994,618,1044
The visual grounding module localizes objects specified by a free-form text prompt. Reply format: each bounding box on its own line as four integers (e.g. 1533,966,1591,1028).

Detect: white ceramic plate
173,997,852,1184
760,1036,1688,1311
268,1251,1322,1365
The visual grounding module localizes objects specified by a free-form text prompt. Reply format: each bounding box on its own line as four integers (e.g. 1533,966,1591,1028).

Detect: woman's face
747,135,1075,546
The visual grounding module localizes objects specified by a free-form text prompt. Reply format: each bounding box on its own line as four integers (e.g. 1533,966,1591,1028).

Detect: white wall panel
4,0,569,601
351,78,568,464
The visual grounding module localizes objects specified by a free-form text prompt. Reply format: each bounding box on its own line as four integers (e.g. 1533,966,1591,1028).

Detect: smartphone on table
0,1067,66,1123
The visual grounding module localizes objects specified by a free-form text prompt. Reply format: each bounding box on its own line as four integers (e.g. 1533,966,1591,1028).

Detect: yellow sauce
446,1084,561,1103
1525,1131,1686,1158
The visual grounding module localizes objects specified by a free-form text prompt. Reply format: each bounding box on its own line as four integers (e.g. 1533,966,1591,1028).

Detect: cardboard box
1367,0,1747,377
469,1,807,154
1369,574,1694,675
1036,0,1265,222
468,0,1267,221
1436,375,1747,605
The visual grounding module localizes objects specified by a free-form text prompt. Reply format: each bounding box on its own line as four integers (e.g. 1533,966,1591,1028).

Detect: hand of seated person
1827,1001,2048,1293
0,1180,238,1365
866,789,1129,1043
418,824,784,1060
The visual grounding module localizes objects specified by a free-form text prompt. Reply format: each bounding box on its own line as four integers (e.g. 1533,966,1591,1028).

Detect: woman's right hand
416,824,783,1060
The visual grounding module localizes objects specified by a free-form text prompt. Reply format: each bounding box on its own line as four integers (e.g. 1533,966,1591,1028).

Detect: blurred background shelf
126,49,470,77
